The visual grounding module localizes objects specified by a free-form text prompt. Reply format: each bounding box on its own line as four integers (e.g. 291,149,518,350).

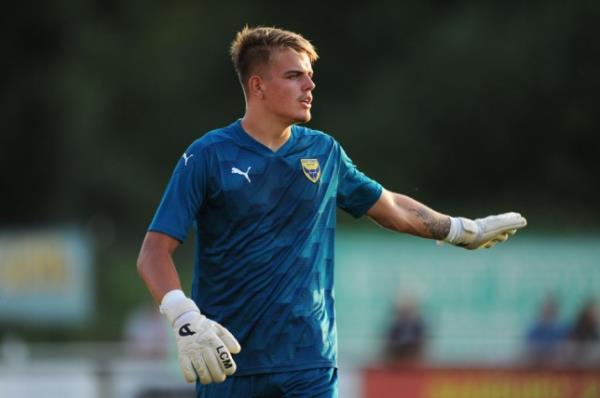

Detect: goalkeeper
137,26,527,398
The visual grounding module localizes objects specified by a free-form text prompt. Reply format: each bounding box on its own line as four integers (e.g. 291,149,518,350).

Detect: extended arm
366,189,527,249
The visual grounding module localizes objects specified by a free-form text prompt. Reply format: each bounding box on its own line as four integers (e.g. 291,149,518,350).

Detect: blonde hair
230,26,318,93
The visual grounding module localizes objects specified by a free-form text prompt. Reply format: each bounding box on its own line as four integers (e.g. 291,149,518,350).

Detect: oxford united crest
301,159,321,183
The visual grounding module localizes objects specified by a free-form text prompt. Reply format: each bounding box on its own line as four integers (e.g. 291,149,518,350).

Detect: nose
304,75,316,91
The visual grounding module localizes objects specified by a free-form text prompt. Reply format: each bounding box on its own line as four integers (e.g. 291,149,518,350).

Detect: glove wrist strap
444,217,461,243
160,289,200,325
444,217,478,246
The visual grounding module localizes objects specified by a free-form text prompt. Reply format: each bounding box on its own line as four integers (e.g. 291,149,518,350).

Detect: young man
137,26,527,397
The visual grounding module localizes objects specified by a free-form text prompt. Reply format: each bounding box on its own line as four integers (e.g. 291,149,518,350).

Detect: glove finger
217,346,237,377
485,213,527,233
499,213,527,229
203,347,227,383
205,326,238,373
215,324,242,354
483,239,498,248
221,357,237,376
495,233,509,242
483,231,512,248
192,355,213,385
178,356,198,383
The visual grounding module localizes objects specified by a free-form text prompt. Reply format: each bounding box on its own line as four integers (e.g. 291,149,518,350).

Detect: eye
285,70,308,79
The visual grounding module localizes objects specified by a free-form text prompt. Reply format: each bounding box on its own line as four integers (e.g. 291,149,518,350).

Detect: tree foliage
3,1,599,236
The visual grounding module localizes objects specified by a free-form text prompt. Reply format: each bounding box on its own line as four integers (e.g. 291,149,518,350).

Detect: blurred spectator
525,294,567,367
124,304,169,358
384,296,427,365
565,299,599,366
569,300,599,341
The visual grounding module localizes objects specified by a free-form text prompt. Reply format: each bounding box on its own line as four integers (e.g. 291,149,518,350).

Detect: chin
283,110,311,125
294,112,312,124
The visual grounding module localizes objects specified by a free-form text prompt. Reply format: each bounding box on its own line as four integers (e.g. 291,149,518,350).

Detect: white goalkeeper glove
160,290,241,384
444,212,527,249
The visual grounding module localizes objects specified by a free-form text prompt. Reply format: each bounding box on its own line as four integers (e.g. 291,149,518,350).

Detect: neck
241,110,292,152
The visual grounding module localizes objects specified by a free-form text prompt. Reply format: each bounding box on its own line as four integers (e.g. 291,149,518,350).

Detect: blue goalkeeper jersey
149,120,382,375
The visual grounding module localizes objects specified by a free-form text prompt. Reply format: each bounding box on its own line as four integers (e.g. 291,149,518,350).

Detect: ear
247,75,265,99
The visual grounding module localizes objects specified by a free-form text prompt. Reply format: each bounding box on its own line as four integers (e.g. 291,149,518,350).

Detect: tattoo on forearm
410,207,450,239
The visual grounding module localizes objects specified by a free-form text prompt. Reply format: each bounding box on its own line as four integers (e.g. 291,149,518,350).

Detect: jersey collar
230,119,298,156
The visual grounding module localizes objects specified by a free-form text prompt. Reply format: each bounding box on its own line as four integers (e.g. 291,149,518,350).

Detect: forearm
396,195,451,239
137,232,183,304
368,190,450,240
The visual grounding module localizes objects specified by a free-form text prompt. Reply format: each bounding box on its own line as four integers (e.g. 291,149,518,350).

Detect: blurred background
2,1,599,397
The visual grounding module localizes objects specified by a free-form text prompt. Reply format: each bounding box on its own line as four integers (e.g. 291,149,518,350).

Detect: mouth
300,97,312,108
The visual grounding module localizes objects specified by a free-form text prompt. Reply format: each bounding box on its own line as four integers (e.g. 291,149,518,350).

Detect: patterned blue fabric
149,120,382,375
196,367,338,398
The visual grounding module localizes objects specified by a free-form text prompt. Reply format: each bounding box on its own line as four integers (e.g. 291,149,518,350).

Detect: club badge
301,159,321,183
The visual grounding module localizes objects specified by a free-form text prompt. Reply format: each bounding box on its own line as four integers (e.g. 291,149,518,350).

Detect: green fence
335,230,600,366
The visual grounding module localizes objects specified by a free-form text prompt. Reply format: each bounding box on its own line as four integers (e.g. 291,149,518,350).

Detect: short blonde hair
230,26,318,93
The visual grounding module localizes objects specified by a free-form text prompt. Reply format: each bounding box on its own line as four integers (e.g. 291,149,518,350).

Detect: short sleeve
148,144,207,242
336,143,383,218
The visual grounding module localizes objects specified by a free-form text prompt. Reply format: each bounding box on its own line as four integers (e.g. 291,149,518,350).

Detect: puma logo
231,166,251,183
182,153,194,166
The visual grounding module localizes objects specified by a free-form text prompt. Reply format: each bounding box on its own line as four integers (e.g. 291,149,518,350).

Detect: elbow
369,191,418,234
136,252,146,278
136,247,152,279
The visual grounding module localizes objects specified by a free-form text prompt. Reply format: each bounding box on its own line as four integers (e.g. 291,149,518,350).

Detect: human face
260,49,316,125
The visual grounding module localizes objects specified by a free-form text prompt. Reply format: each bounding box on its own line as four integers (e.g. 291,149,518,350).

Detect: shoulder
174,123,239,172
293,124,339,149
186,123,239,155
